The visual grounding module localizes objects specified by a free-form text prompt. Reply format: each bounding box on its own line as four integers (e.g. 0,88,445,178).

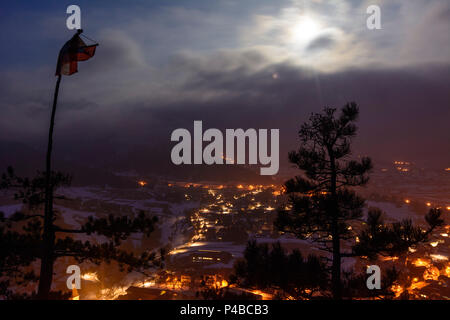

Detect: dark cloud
306,35,335,52
2,55,448,175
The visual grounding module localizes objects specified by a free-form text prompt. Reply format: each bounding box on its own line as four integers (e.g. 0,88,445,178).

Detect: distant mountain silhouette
0,140,275,187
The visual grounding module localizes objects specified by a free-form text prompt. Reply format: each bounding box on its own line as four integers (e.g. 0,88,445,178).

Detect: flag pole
37,73,61,299
37,28,96,299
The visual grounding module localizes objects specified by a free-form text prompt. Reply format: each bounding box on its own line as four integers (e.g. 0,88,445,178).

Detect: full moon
289,16,322,45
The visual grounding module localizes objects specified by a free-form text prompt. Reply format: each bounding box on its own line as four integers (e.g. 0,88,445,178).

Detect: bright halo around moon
289,16,322,46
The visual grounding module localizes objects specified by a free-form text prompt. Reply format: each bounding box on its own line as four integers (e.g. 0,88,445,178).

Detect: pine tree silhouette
0,167,164,299
275,103,443,299
230,240,327,299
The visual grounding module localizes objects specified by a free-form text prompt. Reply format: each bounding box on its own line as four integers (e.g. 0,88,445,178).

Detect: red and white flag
55,32,97,76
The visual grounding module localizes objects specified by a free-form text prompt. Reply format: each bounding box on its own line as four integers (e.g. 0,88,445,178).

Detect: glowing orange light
408,280,428,292
430,254,448,262
412,258,430,267
423,266,440,281
70,285,80,300
404,199,410,204
391,284,403,298
81,272,99,282
426,202,431,207
249,289,273,300
381,256,399,261
138,180,147,187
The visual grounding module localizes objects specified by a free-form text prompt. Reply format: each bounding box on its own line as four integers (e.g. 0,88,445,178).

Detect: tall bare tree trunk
37,75,61,299
331,220,341,299
329,149,342,300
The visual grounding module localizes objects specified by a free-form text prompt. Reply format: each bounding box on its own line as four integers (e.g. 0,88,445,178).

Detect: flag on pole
55,30,97,76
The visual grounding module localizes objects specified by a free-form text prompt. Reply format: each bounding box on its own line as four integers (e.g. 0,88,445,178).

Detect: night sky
0,0,449,173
